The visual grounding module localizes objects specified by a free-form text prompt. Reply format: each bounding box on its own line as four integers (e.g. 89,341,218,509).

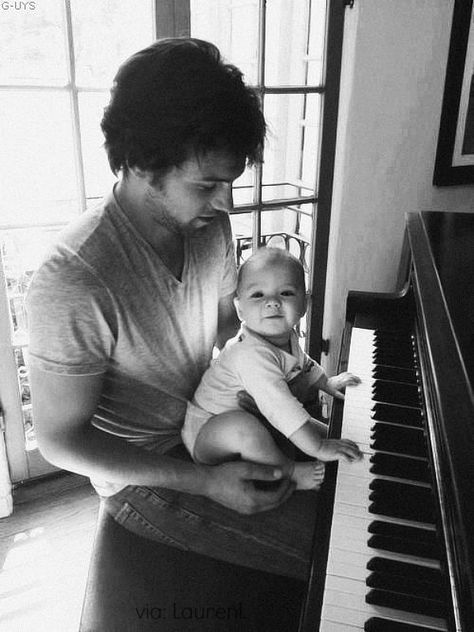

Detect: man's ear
233,296,243,321
128,164,154,183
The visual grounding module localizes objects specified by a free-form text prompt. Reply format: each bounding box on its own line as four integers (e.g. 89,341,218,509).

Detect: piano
299,212,474,632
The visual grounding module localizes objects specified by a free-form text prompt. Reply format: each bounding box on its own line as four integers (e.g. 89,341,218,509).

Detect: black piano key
364,617,442,632
367,534,440,560
366,571,446,601
371,431,426,458
368,520,437,545
373,354,415,369
370,452,430,482
369,498,435,523
371,425,426,458
373,344,414,356
374,339,414,350
373,344,414,357
366,557,443,585
372,365,418,384
372,382,421,407
365,588,447,619
372,403,423,426
372,378,420,396
369,480,434,517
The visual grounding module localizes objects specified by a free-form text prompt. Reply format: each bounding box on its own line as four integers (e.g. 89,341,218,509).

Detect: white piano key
321,599,447,631
326,543,440,575
317,327,449,632
319,621,362,631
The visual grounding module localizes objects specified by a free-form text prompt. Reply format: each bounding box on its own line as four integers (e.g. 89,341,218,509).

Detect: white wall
322,0,474,376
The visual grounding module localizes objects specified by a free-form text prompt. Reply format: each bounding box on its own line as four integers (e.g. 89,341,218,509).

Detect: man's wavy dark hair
101,37,266,175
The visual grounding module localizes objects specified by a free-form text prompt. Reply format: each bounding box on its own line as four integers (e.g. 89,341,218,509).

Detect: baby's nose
265,296,281,308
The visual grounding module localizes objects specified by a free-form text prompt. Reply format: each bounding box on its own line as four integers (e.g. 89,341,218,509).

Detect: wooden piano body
299,212,474,631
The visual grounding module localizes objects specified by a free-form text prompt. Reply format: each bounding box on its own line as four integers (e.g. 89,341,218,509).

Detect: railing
235,231,311,271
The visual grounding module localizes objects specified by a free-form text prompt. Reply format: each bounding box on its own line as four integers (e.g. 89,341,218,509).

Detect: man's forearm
39,425,210,495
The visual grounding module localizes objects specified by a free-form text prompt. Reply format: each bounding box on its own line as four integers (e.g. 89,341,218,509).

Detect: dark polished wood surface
421,211,474,388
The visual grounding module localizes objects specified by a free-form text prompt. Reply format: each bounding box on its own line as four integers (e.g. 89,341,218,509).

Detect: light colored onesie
182,325,325,458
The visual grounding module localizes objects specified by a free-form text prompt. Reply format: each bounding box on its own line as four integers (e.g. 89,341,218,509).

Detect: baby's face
234,260,306,343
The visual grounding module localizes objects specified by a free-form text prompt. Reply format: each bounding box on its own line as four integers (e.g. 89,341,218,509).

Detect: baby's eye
250,291,264,298
281,290,295,296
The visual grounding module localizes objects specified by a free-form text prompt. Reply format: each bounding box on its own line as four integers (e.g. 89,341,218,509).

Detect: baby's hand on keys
317,438,363,463
325,372,361,400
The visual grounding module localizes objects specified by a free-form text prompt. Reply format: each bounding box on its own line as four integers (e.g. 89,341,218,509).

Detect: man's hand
202,461,295,514
324,372,361,400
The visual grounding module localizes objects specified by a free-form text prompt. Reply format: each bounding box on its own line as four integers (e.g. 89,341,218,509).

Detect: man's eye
198,183,216,191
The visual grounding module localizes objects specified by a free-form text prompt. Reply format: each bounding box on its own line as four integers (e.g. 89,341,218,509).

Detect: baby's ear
301,292,309,318
233,296,244,321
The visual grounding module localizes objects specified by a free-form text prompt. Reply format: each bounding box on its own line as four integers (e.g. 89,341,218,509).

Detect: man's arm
216,291,239,349
30,367,293,513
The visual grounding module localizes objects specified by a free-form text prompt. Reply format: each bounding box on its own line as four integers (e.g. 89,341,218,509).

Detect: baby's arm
289,419,362,462
316,371,361,400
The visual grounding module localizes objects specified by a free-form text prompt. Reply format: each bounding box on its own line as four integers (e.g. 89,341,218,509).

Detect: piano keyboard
318,327,450,632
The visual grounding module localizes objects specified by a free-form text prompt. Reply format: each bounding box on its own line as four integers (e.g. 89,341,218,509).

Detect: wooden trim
307,0,347,362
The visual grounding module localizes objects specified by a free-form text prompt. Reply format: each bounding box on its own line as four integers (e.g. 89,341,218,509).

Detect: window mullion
63,0,87,215
251,0,267,251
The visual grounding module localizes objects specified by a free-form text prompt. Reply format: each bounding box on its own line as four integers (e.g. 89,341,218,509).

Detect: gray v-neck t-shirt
26,190,237,465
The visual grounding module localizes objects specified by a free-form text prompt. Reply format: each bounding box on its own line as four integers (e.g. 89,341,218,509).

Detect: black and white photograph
0,2,473,631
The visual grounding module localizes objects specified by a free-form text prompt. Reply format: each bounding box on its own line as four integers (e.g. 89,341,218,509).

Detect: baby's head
234,247,307,344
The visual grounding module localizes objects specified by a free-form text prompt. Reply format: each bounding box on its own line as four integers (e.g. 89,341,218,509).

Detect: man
27,38,319,578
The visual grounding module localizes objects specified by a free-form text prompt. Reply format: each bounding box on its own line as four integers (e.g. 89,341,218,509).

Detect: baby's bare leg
194,411,324,490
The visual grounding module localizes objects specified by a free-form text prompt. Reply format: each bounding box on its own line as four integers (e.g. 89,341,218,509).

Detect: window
0,0,156,481
0,0,343,484
190,0,328,340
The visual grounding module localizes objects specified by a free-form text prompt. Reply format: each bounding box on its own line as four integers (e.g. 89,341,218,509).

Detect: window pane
79,91,116,201
233,166,255,207
190,0,259,85
1,226,64,452
0,0,68,86
230,212,253,263
1,227,64,342
0,91,79,226
71,0,154,88
262,93,321,200
265,0,326,87
307,0,327,85
265,0,309,86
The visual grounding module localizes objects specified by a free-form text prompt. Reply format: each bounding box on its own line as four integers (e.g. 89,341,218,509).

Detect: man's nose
211,184,233,212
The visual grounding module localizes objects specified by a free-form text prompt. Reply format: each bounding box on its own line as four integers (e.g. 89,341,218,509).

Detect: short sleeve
219,214,238,298
303,354,326,386
26,252,116,375
233,345,310,437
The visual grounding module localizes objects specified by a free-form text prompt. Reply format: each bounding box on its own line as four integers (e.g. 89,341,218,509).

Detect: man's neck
115,178,182,250
114,178,185,279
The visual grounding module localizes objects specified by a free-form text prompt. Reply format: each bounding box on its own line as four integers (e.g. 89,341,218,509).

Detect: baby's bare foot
292,461,325,490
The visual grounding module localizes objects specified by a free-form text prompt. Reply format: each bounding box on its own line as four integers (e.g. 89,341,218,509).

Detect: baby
182,247,362,490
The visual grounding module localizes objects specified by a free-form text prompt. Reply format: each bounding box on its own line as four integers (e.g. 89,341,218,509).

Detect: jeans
102,444,320,581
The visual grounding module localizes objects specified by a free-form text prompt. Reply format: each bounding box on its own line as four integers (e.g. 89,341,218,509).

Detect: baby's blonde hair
236,247,305,294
